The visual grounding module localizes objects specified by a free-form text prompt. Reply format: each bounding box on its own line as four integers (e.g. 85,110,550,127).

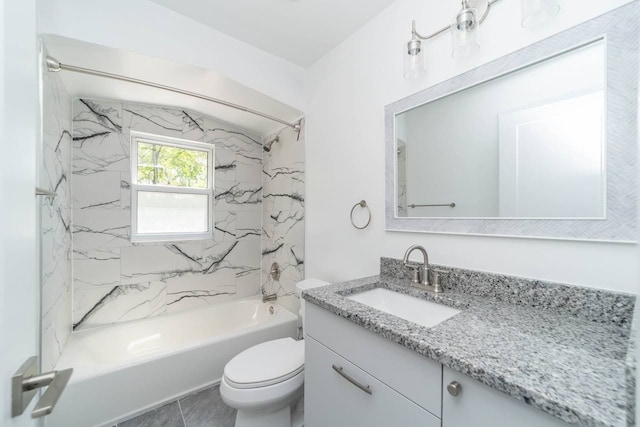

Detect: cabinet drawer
305,303,442,417
305,337,441,427
443,367,572,427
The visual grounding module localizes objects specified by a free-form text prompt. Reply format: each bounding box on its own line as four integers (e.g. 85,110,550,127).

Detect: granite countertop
303,274,633,427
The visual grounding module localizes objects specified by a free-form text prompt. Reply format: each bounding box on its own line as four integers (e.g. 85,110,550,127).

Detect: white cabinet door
305,337,440,427
443,367,572,427
306,303,443,417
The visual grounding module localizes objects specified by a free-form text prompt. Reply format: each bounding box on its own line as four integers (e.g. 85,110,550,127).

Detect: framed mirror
385,3,638,242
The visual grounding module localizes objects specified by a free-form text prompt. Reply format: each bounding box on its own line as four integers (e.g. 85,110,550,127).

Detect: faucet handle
407,265,422,285
431,269,448,293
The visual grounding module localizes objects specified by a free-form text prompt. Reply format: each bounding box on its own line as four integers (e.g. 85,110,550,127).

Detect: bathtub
48,296,298,427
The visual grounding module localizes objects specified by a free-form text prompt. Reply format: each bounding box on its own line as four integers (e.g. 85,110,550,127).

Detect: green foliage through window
137,142,208,188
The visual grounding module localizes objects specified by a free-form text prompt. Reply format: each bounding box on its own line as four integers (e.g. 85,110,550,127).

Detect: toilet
220,278,329,427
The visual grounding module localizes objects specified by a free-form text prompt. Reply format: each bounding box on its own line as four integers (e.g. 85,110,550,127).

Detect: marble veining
40,57,73,371
72,99,264,329
261,123,305,315
303,261,635,427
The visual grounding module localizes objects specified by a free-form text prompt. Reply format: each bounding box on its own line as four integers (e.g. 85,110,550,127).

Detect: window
130,131,214,242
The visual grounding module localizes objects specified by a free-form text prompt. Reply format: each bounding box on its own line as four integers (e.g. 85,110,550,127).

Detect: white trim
130,131,214,242
134,184,211,195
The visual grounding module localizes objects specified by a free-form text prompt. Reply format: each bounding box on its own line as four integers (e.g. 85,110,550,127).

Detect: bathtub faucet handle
262,263,279,302
270,262,280,281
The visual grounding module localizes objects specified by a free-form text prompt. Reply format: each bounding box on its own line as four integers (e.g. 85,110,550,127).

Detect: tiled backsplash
40,59,73,370
261,124,305,315
71,99,266,330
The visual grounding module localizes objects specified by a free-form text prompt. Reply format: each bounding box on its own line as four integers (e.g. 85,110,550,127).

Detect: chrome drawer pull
332,364,372,395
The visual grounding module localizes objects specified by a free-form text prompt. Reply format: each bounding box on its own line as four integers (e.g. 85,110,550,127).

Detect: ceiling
43,35,303,137
149,0,396,67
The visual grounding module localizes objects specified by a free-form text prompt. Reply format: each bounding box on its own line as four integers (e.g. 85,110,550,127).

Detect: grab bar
408,203,455,208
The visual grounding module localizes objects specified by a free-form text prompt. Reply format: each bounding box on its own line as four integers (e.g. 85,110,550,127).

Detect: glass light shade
521,0,560,28
451,9,480,58
404,41,426,79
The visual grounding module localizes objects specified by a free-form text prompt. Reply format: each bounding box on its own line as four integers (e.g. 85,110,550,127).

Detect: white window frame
130,131,214,242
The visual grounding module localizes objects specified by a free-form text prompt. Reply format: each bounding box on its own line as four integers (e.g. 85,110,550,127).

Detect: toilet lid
224,338,304,389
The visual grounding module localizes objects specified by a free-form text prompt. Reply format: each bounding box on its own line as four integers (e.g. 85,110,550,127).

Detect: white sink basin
346,288,461,328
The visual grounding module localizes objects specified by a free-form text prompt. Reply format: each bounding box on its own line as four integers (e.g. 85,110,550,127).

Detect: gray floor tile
118,401,185,427
179,386,236,427
209,416,235,427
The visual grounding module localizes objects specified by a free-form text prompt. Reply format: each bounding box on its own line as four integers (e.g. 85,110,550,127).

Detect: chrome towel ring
350,200,371,230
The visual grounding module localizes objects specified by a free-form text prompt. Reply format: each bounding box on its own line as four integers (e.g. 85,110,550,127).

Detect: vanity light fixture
451,0,481,58
404,0,560,79
404,20,428,79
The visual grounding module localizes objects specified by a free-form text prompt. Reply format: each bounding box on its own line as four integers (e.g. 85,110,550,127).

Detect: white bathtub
48,296,298,427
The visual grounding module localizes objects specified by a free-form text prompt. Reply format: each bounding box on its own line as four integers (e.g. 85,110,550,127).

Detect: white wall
1,0,39,425
305,0,638,293
36,0,306,111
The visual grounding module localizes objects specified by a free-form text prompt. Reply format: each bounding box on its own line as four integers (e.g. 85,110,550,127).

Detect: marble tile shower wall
261,124,305,315
41,63,73,370
71,99,264,330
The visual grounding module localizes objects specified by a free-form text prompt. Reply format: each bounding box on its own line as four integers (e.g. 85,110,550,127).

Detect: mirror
385,3,638,241
396,40,605,219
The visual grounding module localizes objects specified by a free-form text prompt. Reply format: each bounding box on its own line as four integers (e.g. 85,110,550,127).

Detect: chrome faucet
403,245,430,287
402,245,443,293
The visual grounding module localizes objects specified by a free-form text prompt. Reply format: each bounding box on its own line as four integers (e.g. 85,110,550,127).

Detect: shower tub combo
48,296,298,427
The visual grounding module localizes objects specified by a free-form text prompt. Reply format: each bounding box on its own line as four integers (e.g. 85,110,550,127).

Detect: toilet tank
295,279,329,332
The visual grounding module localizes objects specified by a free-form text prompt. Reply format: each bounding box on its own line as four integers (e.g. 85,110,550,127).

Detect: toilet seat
223,338,304,390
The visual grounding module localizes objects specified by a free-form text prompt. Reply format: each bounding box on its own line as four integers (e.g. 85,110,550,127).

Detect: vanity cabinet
305,337,440,427
442,367,572,427
305,304,573,427
305,303,442,416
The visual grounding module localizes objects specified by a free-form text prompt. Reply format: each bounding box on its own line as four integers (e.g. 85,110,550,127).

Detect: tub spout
262,289,277,303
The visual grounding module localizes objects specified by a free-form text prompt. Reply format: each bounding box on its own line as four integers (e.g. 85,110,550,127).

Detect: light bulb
404,39,426,79
451,6,480,58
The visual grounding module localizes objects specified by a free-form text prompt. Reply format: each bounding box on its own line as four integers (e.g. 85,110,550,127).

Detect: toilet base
291,399,304,427
234,396,303,427
221,373,304,427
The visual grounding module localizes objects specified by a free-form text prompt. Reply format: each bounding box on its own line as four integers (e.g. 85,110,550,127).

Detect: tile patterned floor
117,385,236,427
